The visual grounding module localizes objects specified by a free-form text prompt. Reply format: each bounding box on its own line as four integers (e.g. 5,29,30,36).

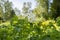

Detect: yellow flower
53,24,60,31
42,20,50,26
42,20,55,26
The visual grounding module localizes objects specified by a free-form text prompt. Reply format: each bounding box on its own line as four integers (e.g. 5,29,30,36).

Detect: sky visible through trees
9,0,37,11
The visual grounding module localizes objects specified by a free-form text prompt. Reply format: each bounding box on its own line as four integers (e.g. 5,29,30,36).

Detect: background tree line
0,0,60,23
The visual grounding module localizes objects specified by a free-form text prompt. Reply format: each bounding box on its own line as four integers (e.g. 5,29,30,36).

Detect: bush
0,18,60,40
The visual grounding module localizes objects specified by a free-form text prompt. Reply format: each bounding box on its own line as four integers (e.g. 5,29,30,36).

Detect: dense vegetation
0,0,60,40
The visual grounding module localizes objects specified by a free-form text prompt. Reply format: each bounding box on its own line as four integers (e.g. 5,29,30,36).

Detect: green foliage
56,17,60,26
51,0,60,19
0,0,60,40
0,0,15,22
4,0,15,20
33,0,49,19
0,17,60,40
22,2,31,14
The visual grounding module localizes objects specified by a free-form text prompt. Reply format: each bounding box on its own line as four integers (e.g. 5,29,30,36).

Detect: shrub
0,18,60,40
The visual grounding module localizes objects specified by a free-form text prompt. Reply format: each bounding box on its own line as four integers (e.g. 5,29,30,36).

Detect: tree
22,2,36,22
51,0,60,19
0,2,5,22
0,0,16,21
22,2,31,14
4,0,13,20
33,0,49,19
0,6,3,19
